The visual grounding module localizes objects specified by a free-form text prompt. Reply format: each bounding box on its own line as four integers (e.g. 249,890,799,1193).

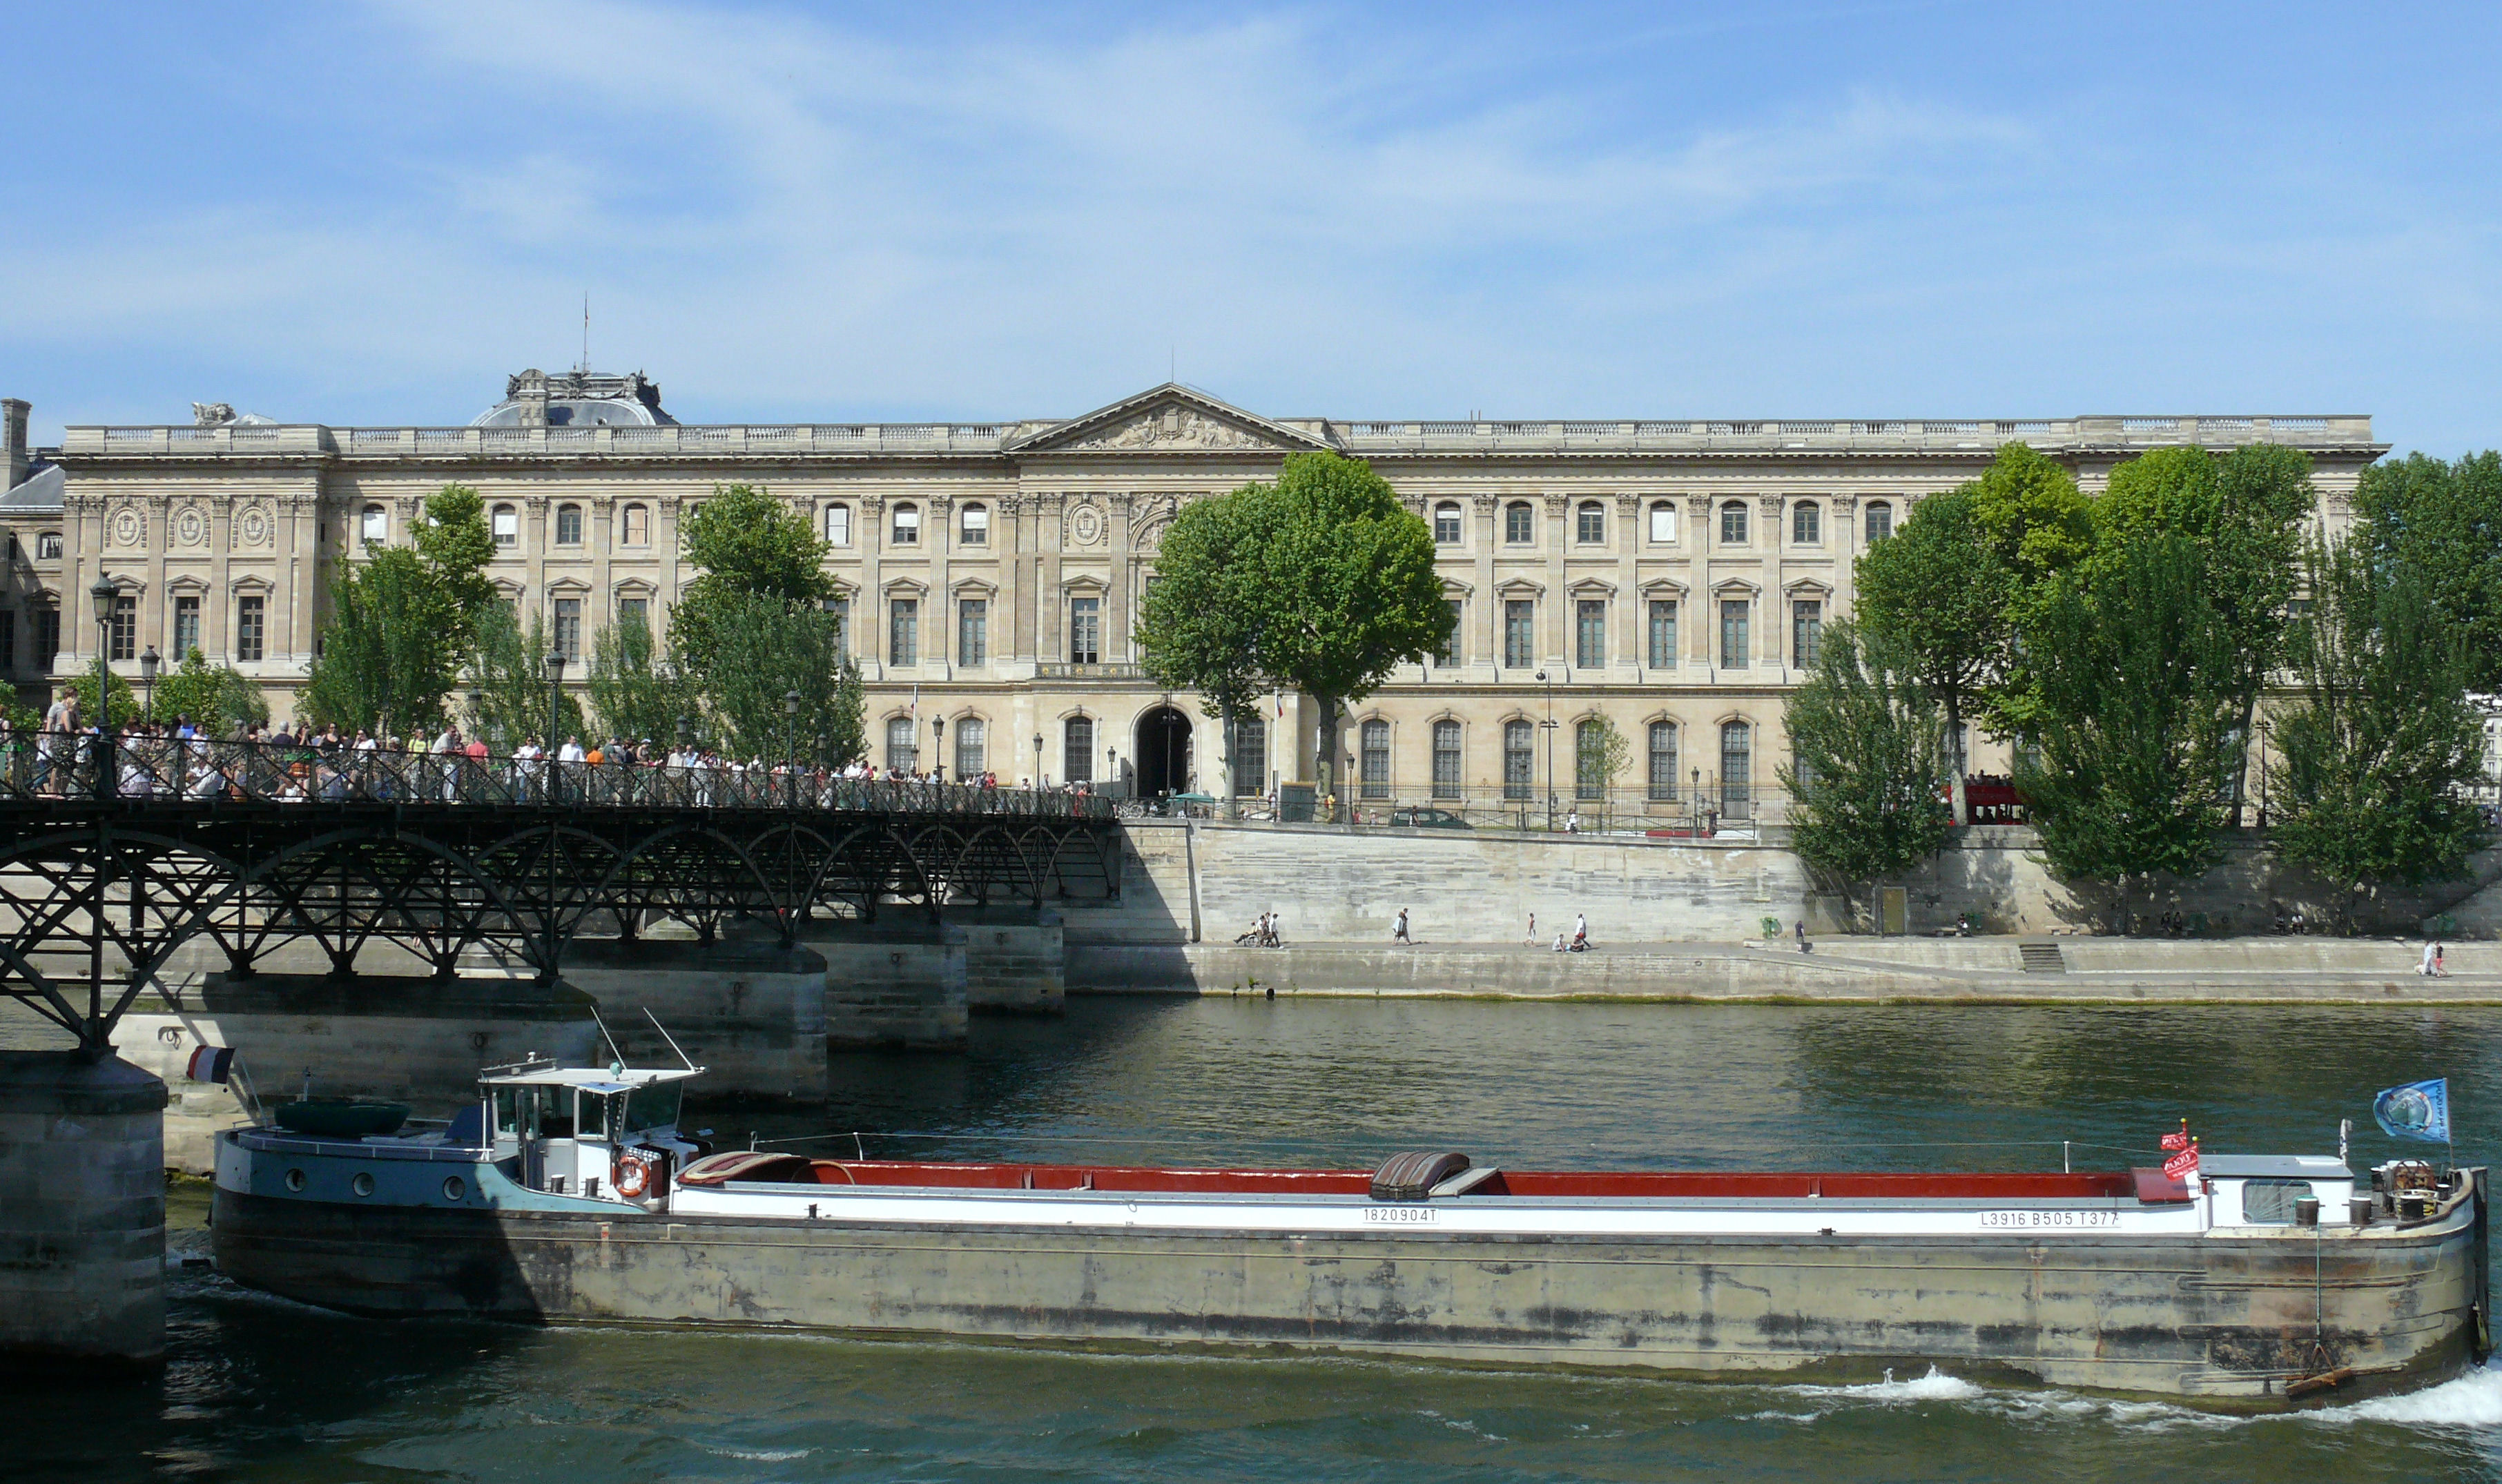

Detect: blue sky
4,1,2497,454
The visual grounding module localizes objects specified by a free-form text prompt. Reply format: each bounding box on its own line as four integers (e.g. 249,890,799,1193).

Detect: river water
33,996,2502,1482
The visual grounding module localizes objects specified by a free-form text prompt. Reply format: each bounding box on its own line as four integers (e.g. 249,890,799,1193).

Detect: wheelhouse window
1063,716,1094,784
2240,1180,2318,1224
1431,720,1462,799
1647,599,1678,669
1575,599,1606,669
1648,502,1676,543
555,504,583,545
1359,719,1391,799
1504,501,1535,544
1575,501,1605,545
1719,598,1750,669
234,596,262,663
492,505,518,547
886,716,918,772
889,598,918,666
959,503,988,545
1792,500,1821,545
954,717,986,779
1647,721,1678,800
1433,502,1462,545
891,504,920,545
1718,500,1749,547
1068,596,1100,665
824,504,852,546
619,504,649,546
1503,720,1534,801
359,505,387,545
1865,500,1894,543
1502,600,1534,670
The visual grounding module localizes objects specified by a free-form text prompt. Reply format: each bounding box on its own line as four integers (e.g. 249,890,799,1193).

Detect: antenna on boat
585,1004,626,1069
644,1007,699,1071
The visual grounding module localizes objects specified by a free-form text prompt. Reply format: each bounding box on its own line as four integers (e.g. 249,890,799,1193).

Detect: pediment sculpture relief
1065,406,1279,452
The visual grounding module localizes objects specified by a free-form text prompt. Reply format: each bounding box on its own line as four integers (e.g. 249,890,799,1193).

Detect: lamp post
931,714,946,783
467,687,485,739
545,649,567,794
1535,670,1558,831
1034,732,1045,789
1106,744,1118,800
1691,767,1701,832
2256,719,2273,831
539,647,567,984
89,572,116,720
138,645,159,723
783,690,801,803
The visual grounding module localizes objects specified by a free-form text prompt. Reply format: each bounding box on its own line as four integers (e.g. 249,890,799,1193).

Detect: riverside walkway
0,735,1121,1051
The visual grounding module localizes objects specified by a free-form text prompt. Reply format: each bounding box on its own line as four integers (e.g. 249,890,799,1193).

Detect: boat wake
2306,1363,2502,1428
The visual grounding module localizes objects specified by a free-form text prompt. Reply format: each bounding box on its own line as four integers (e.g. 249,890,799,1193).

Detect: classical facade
1,378,2385,822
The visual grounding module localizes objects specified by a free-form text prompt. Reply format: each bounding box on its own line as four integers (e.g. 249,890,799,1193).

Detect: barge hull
209,1187,2481,1409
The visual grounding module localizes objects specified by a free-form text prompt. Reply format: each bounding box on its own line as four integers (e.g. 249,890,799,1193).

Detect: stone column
1473,496,1497,674
0,1052,168,1375
1687,496,1714,665
1542,495,1569,665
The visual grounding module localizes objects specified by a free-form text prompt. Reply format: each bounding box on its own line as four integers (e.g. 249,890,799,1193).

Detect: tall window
886,716,918,772
891,504,920,545
889,598,918,666
555,505,583,545
1359,719,1391,799
1502,599,1535,669
1649,502,1676,543
1503,720,1534,801
1719,598,1750,669
1720,721,1752,815
492,505,518,547
1228,714,1267,796
1433,502,1462,544
955,717,986,779
1504,501,1535,544
1575,501,1605,545
1431,720,1462,799
1865,500,1894,543
1436,598,1462,666
359,505,387,545
109,594,135,661
824,504,852,546
1719,500,1749,546
553,597,582,660
1068,596,1100,665
618,596,649,634
620,505,649,545
1647,599,1678,669
1793,598,1823,668
0,610,12,670
36,532,61,560
1792,500,1820,545
959,503,989,545
234,596,262,663
33,607,59,670
1575,599,1606,668
826,596,849,656
958,598,987,665
172,595,200,658
1064,716,1094,783
1647,721,1678,801
1574,719,1610,801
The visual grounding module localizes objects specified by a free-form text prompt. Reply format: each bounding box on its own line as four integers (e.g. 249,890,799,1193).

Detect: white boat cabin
479,1060,704,1201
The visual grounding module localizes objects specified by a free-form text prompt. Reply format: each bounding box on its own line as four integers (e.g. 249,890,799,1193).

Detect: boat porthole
442,1175,467,1203
351,1172,376,1198
284,1168,306,1193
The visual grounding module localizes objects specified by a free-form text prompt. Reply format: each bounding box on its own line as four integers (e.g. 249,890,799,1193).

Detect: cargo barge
210,1057,2490,1410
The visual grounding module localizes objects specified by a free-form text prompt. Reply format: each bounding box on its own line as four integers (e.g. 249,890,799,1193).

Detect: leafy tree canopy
465,605,581,751
151,648,269,733
588,614,699,751
2351,450,2502,694
1774,621,1952,919
303,485,498,739
1852,483,2008,781
694,592,863,765
671,484,837,678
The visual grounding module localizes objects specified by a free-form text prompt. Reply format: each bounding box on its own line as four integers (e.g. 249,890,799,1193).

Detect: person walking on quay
1796,919,1812,954
2436,944,2449,978
1524,912,1536,946
1393,908,1412,946
1573,912,1588,948
2422,941,2438,977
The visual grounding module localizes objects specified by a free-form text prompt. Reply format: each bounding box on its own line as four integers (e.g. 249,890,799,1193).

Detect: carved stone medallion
237,504,272,548
110,508,144,547
1069,502,1104,547
175,506,208,547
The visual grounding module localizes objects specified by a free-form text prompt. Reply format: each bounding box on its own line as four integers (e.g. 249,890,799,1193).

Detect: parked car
1393,806,1473,830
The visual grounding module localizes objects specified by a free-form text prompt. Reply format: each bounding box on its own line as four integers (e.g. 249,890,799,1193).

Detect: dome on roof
472,369,675,428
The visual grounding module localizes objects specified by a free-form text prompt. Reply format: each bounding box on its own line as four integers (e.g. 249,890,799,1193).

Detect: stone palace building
0,377,2387,821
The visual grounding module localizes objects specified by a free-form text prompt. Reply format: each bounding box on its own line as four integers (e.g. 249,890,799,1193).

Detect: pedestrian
1796,919,1812,954
2436,944,2448,978
1393,908,1411,946
2422,941,2438,977
1566,809,1580,834
1524,912,1536,946
1573,912,1588,946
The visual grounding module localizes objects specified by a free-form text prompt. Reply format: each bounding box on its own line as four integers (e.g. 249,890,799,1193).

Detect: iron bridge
0,737,1122,1053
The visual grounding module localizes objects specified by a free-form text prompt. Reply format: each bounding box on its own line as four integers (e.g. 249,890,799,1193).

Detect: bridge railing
0,735,1116,821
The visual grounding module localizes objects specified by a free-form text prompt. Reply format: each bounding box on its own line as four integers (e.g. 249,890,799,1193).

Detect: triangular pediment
1007,383,1332,455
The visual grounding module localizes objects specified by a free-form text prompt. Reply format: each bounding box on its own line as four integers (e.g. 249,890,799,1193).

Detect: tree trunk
2227,694,2256,829
1946,690,1968,827
1221,701,1239,821
1316,695,1345,828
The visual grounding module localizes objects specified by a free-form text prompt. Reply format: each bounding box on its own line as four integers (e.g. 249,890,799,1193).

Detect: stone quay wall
0,1052,168,1372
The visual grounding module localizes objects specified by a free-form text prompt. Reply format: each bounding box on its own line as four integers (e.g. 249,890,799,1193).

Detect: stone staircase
2018,941,2068,974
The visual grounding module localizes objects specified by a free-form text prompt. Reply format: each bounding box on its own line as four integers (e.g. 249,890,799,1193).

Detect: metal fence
0,735,1116,820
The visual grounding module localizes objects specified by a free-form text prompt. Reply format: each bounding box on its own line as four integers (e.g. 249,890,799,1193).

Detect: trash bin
1278,781,1317,823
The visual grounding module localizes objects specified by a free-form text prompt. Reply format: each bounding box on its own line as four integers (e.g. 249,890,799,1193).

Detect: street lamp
782,689,802,801
545,648,567,794
2256,719,2273,830
89,574,115,791
1535,670,1558,831
931,714,946,783
467,687,485,739
138,645,159,722
1034,732,1045,788
1107,744,1118,799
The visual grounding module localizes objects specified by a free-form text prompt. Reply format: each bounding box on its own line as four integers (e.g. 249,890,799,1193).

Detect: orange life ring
612,1150,651,1199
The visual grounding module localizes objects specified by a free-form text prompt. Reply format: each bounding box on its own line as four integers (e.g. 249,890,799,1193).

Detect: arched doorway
1135,706,1193,799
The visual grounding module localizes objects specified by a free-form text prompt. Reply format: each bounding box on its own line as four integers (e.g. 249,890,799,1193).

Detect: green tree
409,484,498,628
1774,621,1952,926
1966,442,2095,734
1246,453,1449,822
696,592,863,765
1574,715,1631,804
2095,444,2315,822
70,666,142,731
150,648,269,733
302,485,498,739
1135,485,1281,810
2351,451,2502,694
2013,533,2241,926
465,605,581,751
1852,485,2010,822
587,615,699,749
2268,534,2490,926
670,484,836,678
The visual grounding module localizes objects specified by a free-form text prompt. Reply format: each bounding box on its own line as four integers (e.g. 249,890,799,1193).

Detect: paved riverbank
1069,936,2502,1003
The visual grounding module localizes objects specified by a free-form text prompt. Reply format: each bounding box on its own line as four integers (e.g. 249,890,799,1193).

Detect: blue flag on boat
2374,1079,2451,1143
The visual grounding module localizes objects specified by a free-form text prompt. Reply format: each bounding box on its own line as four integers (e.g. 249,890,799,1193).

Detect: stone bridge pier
0,1052,168,1376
